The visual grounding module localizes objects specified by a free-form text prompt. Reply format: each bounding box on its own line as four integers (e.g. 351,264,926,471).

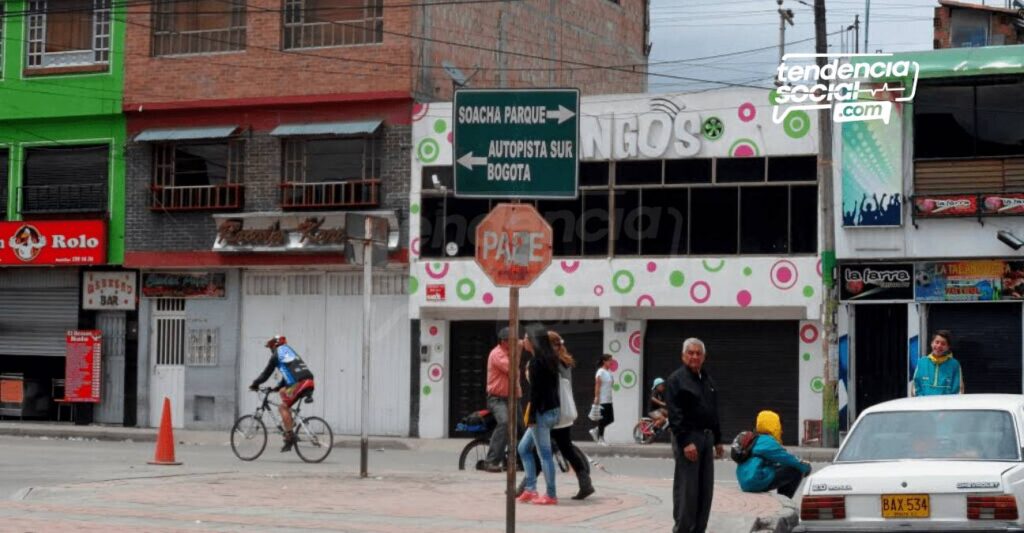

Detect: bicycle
633,416,669,444
231,386,334,463
455,409,572,473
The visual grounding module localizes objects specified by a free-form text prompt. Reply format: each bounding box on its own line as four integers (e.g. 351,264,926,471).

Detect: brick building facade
934,0,1023,49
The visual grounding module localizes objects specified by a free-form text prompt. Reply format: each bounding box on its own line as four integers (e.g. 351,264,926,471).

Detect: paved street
0,432,814,532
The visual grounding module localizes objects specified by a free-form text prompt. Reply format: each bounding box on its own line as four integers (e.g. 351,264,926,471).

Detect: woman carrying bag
516,325,562,505
548,331,595,500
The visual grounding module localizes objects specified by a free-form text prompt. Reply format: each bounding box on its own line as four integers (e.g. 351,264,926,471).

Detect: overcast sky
647,0,963,92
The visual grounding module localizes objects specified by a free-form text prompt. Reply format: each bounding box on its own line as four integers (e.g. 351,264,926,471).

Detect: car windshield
836,409,1020,462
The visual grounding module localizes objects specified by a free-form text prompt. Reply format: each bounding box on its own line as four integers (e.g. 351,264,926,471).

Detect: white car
797,394,1024,532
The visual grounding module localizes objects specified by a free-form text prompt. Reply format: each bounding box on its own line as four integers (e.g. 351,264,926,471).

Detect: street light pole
360,218,373,478
778,0,796,64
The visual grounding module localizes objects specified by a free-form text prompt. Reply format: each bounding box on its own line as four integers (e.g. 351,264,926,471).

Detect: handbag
554,377,578,428
588,403,603,422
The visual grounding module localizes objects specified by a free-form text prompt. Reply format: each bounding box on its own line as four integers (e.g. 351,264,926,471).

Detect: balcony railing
152,27,246,56
150,184,243,211
915,157,1024,194
281,179,380,209
19,184,108,214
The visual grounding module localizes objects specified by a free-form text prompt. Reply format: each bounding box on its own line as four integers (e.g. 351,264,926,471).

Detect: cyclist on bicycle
649,377,669,430
249,335,315,452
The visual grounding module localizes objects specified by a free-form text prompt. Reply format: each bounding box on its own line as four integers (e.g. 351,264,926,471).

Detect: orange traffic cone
148,397,182,465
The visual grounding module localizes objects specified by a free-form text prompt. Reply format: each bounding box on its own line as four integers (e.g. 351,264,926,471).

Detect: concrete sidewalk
0,467,796,532
0,421,838,463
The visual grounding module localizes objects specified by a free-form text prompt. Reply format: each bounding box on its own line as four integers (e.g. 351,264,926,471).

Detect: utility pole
814,0,840,448
778,0,796,64
854,14,860,53
864,0,871,55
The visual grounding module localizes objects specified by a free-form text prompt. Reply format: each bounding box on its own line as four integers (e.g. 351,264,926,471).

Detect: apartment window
22,144,108,215
283,0,383,50
281,136,381,208
26,0,111,70
152,0,246,56
950,9,990,48
151,141,245,211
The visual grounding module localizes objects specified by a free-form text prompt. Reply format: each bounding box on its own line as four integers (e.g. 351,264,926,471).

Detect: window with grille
154,299,186,366
283,0,383,50
151,141,245,211
26,0,111,70
187,328,218,366
152,0,246,56
22,144,109,215
281,136,381,208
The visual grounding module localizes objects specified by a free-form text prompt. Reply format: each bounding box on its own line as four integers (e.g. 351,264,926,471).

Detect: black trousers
672,431,714,533
769,465,804,498
597,403,614,437
551,426,589,476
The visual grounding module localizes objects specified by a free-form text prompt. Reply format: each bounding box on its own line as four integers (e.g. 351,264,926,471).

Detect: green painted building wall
0,0,127,264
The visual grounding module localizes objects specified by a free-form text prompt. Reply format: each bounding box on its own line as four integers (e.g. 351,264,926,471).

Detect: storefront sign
841,95,904,227
426,284,446,302
65,330,102,403
0,220,106,265
142,272,226,298
913,194,979,218
982,193,1024,215
839,263,914,302
83,271,137,310
212,211,399,253
915,260,1011,301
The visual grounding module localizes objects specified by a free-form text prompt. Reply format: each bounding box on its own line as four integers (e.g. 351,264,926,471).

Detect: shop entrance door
853,304,907,418
150,299,185,428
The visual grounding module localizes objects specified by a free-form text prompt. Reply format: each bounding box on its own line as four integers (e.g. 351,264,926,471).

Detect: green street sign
453,89,579,199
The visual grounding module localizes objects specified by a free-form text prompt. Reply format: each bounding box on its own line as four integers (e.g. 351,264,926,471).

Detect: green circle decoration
416,138,440,163
620,370,637,389
702,259,726,273
803,285,815,298
409,276,419,294
433,119,447,134
783,110,811,139
810,376,824,393
612,270,636,294
743,266,753,277
422,385,432,396
456,278,476,301
554,285,565,297
702,116,724,140
609,340,622,353
410,203,420,215
769,89,781,105
669,270,686,288
802,352,812,362
612,383,621,392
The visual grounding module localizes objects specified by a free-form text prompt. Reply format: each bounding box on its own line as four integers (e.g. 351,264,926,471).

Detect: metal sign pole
505,286,519,533
360,220,372,478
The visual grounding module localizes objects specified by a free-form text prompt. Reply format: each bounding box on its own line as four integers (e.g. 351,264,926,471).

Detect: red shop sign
0,220,106,265
64,330,102,403
913,195,978,218
982,193,1024,215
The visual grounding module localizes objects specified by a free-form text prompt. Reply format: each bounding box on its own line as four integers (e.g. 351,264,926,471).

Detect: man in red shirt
483,327,520,472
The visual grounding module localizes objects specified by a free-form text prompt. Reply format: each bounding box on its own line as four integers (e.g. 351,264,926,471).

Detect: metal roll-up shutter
927,303,1022,394
644,320,799,445
0,269,80,357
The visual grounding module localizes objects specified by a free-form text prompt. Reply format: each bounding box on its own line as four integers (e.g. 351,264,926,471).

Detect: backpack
730,431,759,463
455,409,497,433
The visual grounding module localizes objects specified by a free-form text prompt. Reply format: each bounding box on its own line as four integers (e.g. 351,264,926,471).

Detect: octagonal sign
475,203,553,288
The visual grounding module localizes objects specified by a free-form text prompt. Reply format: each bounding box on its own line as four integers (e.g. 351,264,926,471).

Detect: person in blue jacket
736,410,811,498
911,330,964,396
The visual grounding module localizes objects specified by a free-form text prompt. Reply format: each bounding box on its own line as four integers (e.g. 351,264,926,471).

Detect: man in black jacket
666,337,723,533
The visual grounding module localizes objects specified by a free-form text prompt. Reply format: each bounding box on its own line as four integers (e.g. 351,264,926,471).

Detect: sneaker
588,427,599,443
599,438,609,447
532,495,558,505
482,462,504,473
280,432,295,452
572,485,595,500
516,490,538,503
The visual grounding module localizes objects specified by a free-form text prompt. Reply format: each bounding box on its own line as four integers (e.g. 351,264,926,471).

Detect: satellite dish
442,60,468,87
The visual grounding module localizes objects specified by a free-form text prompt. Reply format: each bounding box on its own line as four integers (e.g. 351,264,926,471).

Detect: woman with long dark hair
516,324,561,505
548,331,595,500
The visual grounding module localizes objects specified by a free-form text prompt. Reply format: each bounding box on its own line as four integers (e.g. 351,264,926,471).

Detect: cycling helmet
651,377,666,391
265,335,287,349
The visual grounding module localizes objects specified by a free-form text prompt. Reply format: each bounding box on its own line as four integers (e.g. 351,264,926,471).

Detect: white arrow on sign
546,105,576,124
457,152,488,169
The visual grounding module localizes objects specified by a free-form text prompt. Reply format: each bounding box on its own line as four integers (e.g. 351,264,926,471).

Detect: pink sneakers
531,495,558,505
516,490,538,503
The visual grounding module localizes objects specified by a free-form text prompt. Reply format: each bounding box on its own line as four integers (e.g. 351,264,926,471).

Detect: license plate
881,494,930,518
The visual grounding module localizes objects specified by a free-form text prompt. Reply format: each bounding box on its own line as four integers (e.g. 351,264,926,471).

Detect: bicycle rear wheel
231,415,268,461
294,416,334,463
633,418,656,444
458,438,490,470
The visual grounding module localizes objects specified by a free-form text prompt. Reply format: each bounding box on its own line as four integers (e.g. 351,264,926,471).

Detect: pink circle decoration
424,263,450,280
609,359,620,372
800,324,820,344
817,259,823,278
412,103,429,122
482,292,494,305
427,363,444,382
628,331,642,354
593,285,605,296
738,102,756,122
429,326,438,336
410,237,421,257
734,144,755,157
636,294,656,307
690,281,711,304
560,260,581,274
646,261,657,273
447,131,453,143
736,290,752,307
770,260,799,290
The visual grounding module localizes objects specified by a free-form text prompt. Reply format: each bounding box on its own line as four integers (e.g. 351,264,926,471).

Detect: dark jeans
769,465,804,498
551,426,589,477
597,403,614,437
672,431,714,533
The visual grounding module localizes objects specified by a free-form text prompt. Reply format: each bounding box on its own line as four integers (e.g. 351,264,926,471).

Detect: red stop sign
475,203,553,288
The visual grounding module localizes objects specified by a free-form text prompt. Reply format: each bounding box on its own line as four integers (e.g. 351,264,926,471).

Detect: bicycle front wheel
458,438,490,470
231,415,268,461
294,416,334,463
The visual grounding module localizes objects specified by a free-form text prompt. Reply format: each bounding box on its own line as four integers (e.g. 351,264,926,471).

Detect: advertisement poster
913,194,979,218
914,260,1014,302
142,273,226,298
64,330,102,403
839,263,914,301
841,95,903,227
83,271,137,310
982,193,1024,215
0,220,106,265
